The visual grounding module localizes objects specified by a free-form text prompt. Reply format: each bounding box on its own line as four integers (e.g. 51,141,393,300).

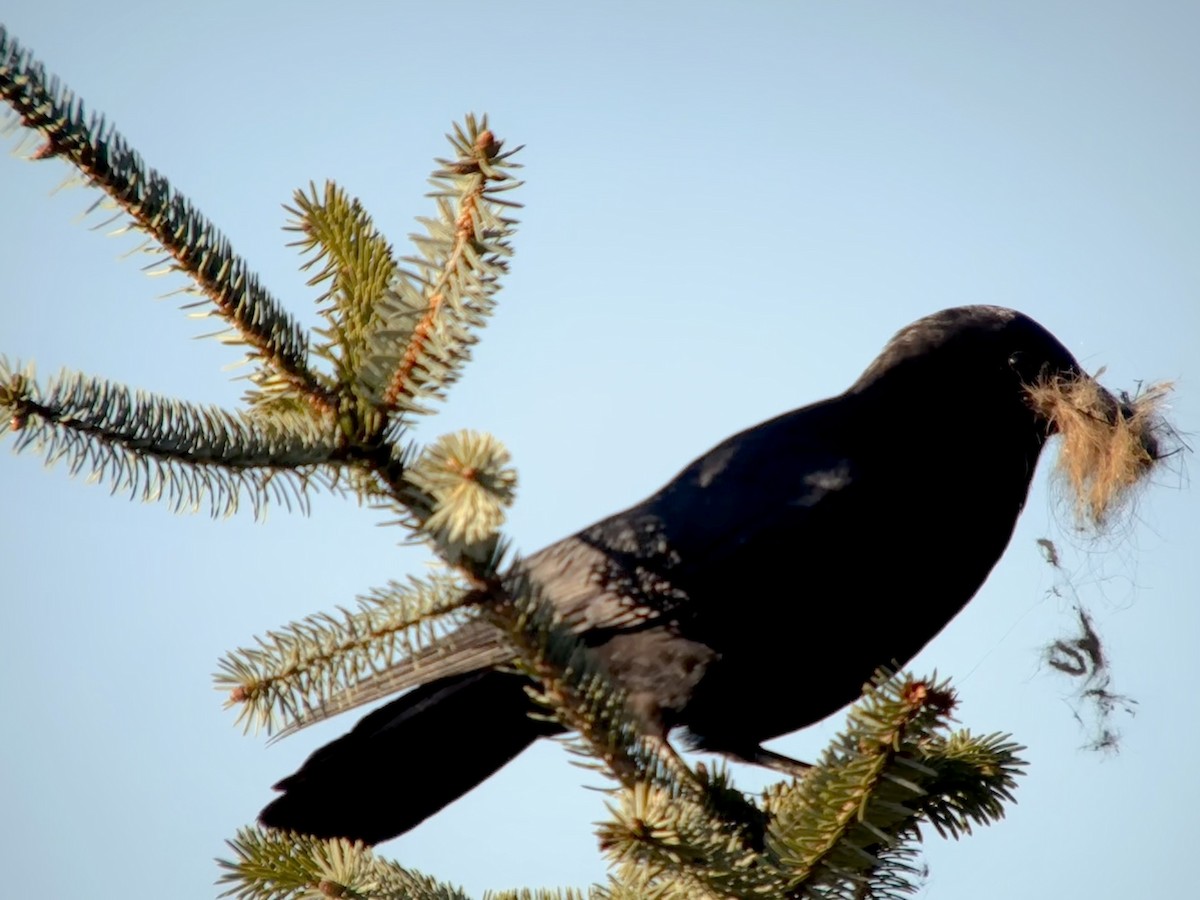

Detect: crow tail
259,669,560,844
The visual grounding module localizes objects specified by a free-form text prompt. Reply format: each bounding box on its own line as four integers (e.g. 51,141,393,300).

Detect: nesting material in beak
1026,374,1181,528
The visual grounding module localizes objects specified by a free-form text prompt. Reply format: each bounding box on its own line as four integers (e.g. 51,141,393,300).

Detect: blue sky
1,3,1196,897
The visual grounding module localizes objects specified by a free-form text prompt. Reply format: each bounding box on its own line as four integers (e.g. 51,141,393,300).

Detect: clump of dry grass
1027,374,1181,528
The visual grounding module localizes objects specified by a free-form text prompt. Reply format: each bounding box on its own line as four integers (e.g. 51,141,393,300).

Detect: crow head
851,305,1175,527
850,305,1079,405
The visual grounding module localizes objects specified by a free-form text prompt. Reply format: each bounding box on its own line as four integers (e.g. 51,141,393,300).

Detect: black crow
260,305,1101,844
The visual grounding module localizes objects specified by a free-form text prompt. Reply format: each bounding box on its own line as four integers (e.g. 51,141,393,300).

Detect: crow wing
272,397,856,738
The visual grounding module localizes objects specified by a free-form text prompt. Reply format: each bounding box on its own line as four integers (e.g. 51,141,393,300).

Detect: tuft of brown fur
1026,375,1178,528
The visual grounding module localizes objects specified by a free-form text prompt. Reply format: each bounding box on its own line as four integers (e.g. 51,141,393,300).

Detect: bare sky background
1,3,1197,898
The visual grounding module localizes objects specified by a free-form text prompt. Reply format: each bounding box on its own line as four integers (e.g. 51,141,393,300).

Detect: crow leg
724,745,813,778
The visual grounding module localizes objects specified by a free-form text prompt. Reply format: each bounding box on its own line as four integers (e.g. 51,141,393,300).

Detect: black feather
261,305,1090,844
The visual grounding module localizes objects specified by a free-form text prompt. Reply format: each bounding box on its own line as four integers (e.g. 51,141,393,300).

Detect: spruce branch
369,115,521,414
0,358,340,516
477,568,771,889
403,430,519,565
493,567,696,794
597,870,738,900
593,870,720,900
484,892,592,900
757,672,1023,899
218,828,471,900
217,429,519,737
0,25,334,411
285,182,398,396
600,780,774,898
906,730,1025,840
216,573,475,736
591,675,1016,900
